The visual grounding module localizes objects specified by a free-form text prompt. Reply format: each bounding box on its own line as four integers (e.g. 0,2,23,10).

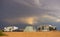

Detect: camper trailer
37,25,56,31
4,26,18,32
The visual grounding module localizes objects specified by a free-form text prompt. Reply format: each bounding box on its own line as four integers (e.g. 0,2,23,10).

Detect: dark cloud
1,0,52,19
1,0,60,30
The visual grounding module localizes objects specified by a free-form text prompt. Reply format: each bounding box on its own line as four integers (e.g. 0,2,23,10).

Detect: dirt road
1,31,60,37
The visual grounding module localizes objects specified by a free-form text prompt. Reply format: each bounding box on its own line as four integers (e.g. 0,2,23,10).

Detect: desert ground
1,31,60,37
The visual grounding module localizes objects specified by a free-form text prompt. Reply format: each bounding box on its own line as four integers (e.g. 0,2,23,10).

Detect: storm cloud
1,0,60,30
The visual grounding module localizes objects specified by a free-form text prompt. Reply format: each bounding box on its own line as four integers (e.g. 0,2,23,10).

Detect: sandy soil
0,31,60,37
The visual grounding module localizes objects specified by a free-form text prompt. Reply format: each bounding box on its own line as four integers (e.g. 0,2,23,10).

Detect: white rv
37,25,56,31
4,26,18,32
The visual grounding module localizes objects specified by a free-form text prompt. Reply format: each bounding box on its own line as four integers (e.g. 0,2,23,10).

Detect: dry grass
1,31,60,37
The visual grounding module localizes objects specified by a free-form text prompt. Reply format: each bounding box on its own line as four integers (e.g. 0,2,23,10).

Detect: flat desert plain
1,31,60,37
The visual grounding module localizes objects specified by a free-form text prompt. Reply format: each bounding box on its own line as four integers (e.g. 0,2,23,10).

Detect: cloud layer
1,0,60,27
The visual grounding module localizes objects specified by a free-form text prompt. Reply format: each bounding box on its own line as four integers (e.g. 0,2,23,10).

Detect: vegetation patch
0,30,6,36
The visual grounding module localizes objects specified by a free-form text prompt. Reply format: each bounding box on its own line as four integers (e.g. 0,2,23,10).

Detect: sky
1,0,60,30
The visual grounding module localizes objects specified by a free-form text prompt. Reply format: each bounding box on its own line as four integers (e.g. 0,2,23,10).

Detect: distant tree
49,27,53,31
52,27,57,31
49,27,56,31
42,26,44,30
37,27,41,31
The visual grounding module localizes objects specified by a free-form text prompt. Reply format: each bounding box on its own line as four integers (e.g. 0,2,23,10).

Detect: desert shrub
0,30,5,36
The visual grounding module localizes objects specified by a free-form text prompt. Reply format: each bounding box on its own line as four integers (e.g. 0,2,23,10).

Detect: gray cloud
13,0,42,7
1,0,51,19
1,0,60,27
